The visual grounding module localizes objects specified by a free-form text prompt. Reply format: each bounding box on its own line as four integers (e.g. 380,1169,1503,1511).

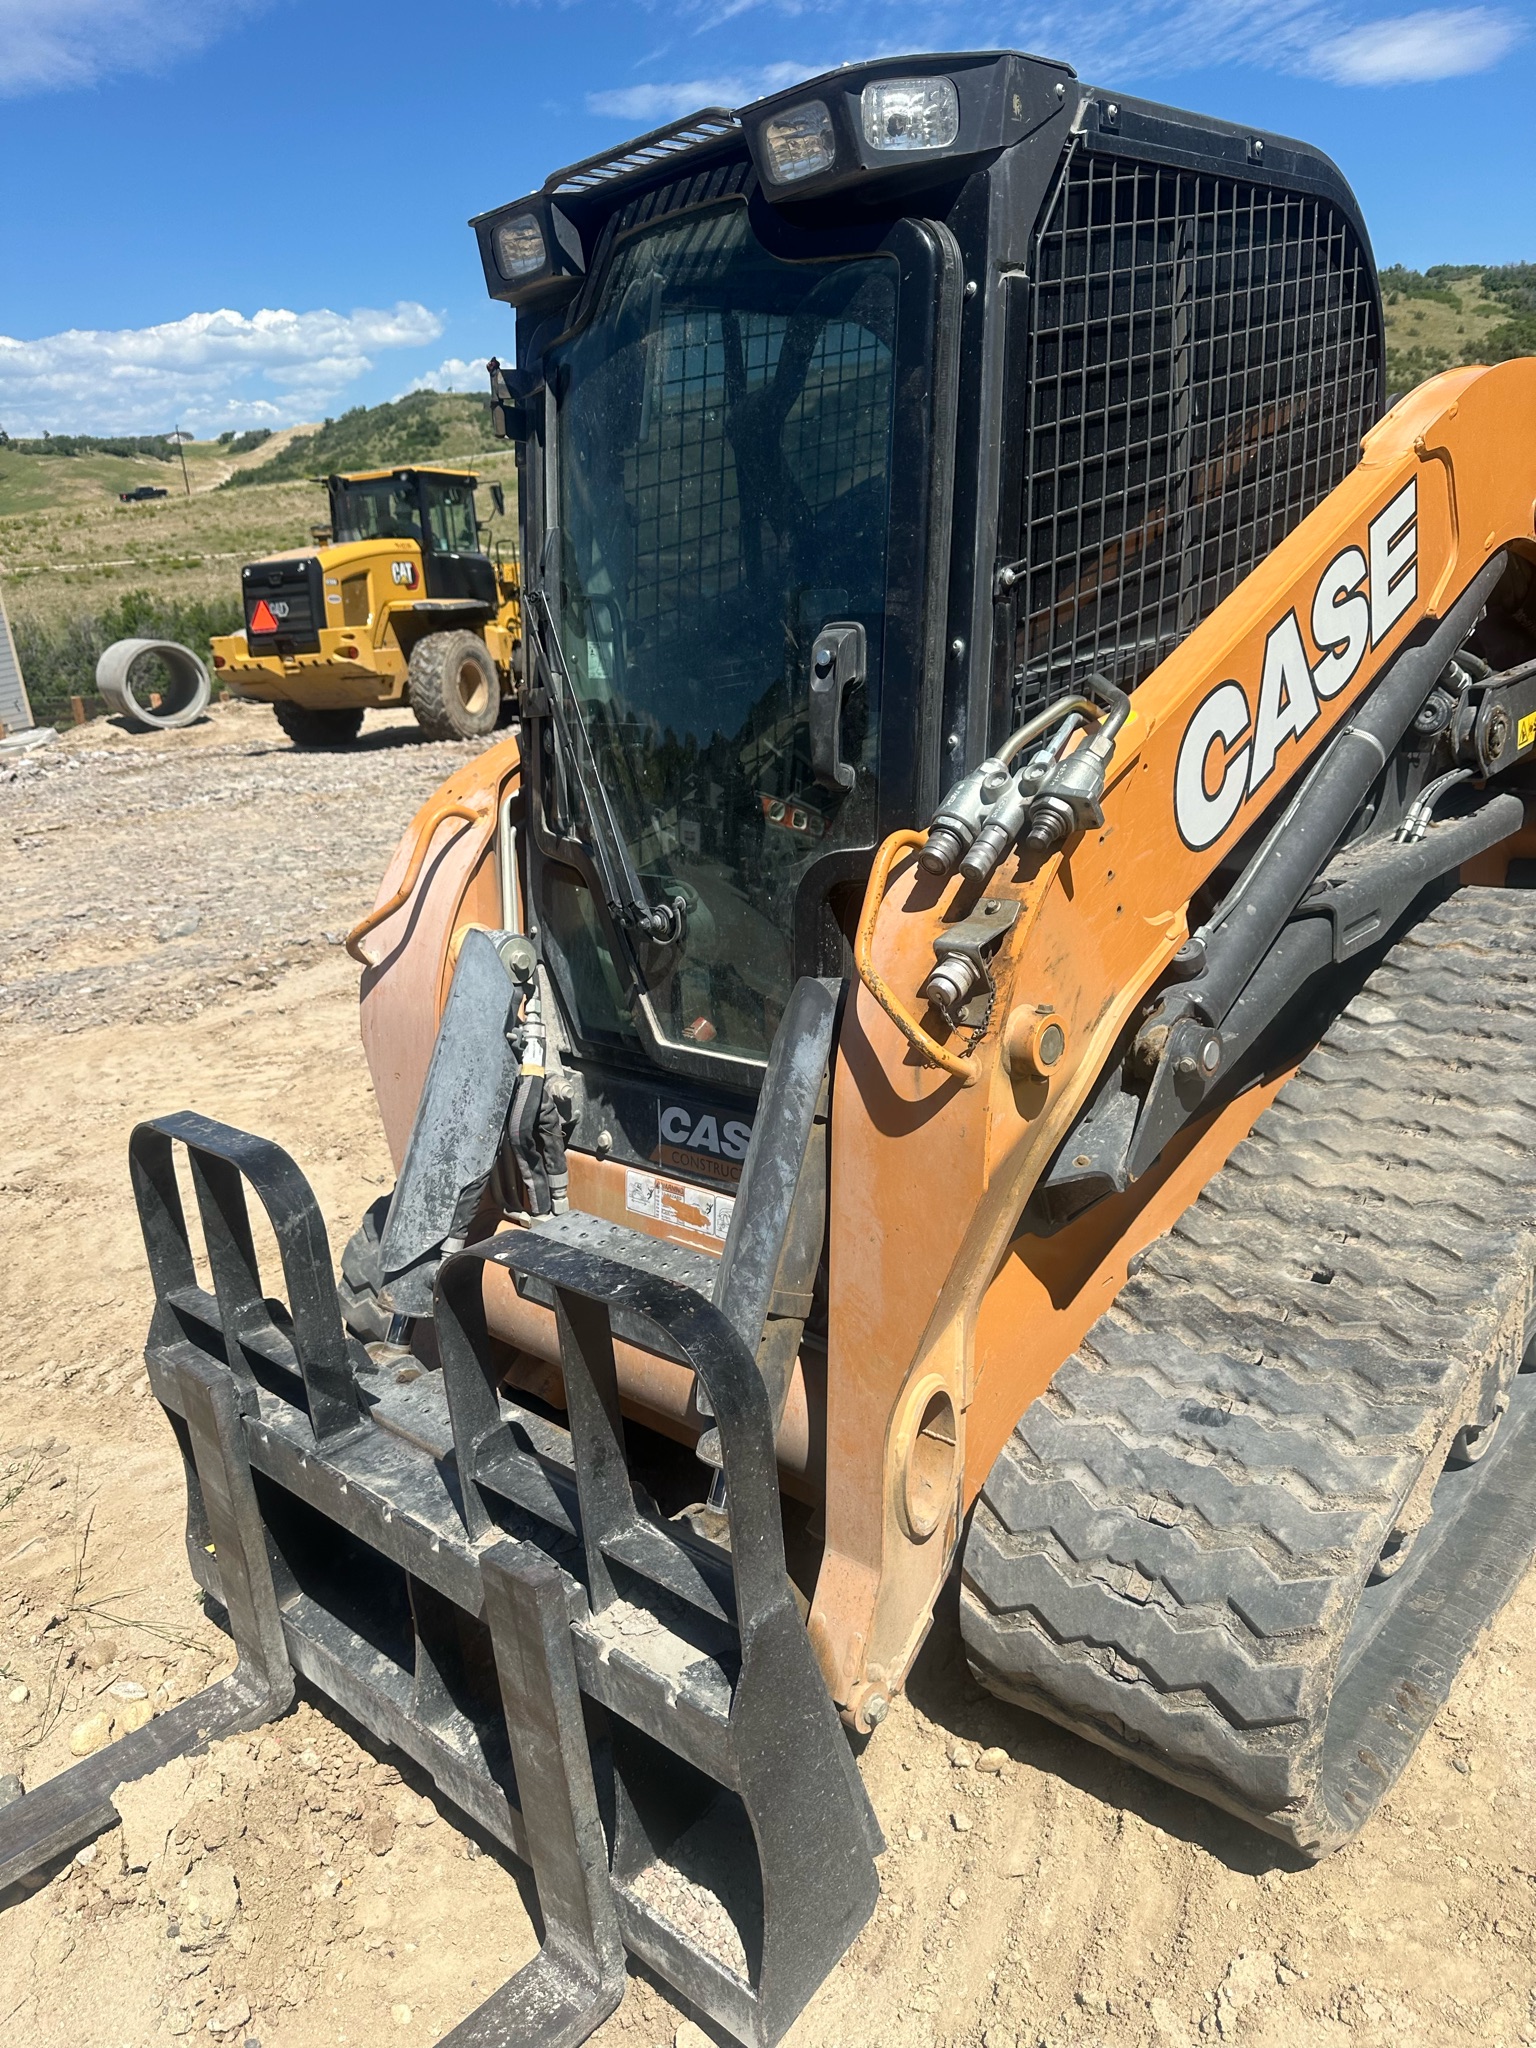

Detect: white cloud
0,0,264,96
587,62,810,122
1098,0,1527,83
0,303,444,436
404,357,493,395
1308,4,1518,77
579,0,1521,107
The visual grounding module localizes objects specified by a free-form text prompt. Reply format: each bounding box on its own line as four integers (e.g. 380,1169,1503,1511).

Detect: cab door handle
810,622,865,793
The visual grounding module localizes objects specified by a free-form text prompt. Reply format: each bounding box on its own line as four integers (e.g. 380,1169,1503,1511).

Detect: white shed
0,586,55,752
0,585,33,734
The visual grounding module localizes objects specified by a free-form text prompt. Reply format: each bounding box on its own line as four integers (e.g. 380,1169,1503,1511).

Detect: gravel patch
0,701,496,1034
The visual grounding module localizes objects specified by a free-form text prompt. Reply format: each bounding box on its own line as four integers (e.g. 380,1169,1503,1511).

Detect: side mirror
487,357,538,445
491,482,506,518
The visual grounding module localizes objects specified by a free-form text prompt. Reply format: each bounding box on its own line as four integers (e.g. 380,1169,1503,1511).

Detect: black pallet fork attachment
0,1349,293,1895
0,1110,881,2048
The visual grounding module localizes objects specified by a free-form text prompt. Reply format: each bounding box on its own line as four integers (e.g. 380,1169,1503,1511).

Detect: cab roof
334,466,478,485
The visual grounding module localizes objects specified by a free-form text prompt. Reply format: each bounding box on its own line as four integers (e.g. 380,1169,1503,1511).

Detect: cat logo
1174,480,1419,851
391,560,418,588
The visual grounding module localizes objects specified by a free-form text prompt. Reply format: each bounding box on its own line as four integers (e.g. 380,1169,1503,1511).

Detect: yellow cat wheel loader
11,49,1536,2047
211,464,522,744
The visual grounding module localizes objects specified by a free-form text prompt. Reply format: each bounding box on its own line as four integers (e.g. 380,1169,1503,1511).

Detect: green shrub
0,431,178,461
1482,263,1536,314
1385,343,1459,396
224,391,487,488
10,588,243,727
1485,312,1536,362
217,427,273,453
1379,264,1462,313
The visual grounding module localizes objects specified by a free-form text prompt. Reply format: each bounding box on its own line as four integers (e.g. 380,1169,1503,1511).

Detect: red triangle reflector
249,599,278,633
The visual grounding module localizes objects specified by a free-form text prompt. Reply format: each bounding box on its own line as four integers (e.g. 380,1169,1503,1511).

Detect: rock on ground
2,699,1535,2046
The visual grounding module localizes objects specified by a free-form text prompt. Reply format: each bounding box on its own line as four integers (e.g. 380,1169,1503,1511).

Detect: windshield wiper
525,535,685,946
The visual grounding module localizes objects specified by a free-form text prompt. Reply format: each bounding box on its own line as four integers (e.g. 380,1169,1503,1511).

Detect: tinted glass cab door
329,475,423,545
535,194,958,1078
420,477,497,604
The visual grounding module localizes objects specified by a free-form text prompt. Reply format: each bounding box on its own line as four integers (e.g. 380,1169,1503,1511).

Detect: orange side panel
964,1068,1293,1499
811,359,1536,1716
359,736,519,1172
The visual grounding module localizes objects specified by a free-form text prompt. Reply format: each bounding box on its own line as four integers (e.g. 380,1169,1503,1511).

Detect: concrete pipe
96,638,211,730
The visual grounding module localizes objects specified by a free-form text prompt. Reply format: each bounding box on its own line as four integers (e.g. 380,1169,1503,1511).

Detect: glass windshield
551,203,898,1063
332,477,422,544
424,479,478,554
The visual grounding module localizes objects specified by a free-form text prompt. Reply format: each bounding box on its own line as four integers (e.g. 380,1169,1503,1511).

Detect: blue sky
1,0,1531,435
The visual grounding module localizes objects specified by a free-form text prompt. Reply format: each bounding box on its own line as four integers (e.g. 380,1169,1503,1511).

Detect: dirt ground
3,699,1535,2048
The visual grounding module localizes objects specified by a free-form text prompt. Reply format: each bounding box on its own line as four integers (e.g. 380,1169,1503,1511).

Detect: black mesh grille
1011,145,1382,717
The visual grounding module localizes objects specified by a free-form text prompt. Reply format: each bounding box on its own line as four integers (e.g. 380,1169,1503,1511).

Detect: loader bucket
0,1110,881,2048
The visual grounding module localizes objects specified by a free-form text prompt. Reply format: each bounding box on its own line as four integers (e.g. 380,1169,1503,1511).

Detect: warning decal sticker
625,1167,734,1242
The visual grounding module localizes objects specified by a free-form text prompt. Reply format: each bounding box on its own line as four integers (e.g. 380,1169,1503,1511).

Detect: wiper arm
525,542,684,945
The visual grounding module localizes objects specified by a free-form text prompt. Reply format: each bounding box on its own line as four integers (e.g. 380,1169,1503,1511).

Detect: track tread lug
962,887,1536,1855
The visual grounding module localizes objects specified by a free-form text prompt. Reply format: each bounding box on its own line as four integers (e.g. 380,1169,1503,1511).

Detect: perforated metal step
526,1209,721,1364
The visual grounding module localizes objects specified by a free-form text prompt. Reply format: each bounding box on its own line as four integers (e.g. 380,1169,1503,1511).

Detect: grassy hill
2,294,1533,729
1382,263,1536,395
225,390,490,486
0,393,516,725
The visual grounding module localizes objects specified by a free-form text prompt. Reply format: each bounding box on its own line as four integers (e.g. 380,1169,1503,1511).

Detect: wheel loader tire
961,886,1536,1859
272,702,365,747
338,1195,393,1343
407,631,500,741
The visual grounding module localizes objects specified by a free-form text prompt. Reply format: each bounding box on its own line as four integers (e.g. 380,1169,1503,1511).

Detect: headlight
761,101,836,184
492,214,548,280
860,77,960,152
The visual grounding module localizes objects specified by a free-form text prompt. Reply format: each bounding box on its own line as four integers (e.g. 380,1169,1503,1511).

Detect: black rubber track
338,1194,393,1343
962,887,1536,1856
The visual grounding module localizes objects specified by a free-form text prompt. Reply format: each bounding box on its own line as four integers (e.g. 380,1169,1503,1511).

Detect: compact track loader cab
12,48,1536,2048
211,465,523,744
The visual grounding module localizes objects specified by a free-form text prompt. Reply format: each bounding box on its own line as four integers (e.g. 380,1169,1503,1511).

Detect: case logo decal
656,1103,753,1186
1174,480,1419,851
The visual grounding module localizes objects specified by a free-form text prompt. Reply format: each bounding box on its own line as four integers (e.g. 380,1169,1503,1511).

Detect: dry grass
1380,266,1535,392
0,281,1519,652
0,423,518,635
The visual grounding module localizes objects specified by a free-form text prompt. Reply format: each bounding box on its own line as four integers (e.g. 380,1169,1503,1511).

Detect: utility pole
174,423,191,497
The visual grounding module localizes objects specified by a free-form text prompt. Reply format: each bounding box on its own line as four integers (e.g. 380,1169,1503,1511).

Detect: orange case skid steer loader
9,50,1536,2048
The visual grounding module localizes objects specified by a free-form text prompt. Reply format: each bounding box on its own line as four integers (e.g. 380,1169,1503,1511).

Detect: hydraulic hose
920,695,1098,878
346,796,490,967
1019,670,1132,859
503,965,568,1216
1396,767,1474,844
999,693,1099,765
957,714,1085,886
1081,668,1132,748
